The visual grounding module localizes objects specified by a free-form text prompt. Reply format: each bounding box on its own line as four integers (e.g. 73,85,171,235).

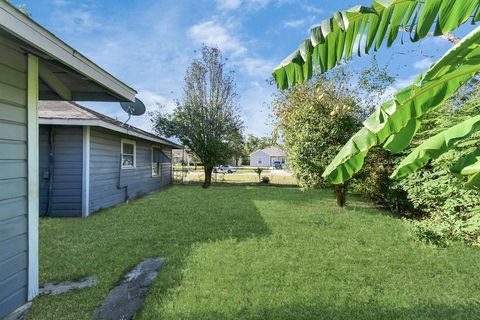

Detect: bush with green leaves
395,84,480,245
272,76,363,193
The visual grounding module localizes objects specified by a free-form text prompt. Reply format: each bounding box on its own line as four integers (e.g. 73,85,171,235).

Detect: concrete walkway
93,258,163,320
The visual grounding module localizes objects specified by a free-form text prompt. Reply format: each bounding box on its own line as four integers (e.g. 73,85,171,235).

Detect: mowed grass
175,170,297,185
29,185,480,319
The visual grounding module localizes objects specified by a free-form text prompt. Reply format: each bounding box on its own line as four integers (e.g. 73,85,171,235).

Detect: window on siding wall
258,159,262,164
152,147,161,177
121,139,136,169
152,147,170,177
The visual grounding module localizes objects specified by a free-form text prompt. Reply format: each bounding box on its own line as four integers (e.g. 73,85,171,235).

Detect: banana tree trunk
335,184,346,207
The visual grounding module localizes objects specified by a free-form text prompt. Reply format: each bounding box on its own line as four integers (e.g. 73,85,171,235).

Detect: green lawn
174,168,297,185
29,185,480,319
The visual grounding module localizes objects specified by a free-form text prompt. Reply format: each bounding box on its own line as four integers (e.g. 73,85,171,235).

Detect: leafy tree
273,57,394,207
152,46,243,188
272,71,364,206
273,0,480,194
228,131,245,166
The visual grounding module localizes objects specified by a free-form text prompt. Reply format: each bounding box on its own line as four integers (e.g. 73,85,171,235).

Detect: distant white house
250,146,287,167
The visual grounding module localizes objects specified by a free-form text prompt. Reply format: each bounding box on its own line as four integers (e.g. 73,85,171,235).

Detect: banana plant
451,148,480,188
391,115,480,182
273,0,480,89
273,1,480,189
322,26,480,185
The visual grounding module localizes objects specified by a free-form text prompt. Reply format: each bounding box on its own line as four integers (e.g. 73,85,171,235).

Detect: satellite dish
120,98,146,116
120,98,146,126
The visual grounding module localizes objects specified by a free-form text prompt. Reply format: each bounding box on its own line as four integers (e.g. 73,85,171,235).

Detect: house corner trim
27,53,39,300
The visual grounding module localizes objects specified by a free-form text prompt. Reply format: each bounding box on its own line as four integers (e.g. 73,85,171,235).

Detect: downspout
45,126,54,217
117,152,129,204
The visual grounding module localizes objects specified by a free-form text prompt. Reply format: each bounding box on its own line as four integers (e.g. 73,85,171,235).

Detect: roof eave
38,118,181,148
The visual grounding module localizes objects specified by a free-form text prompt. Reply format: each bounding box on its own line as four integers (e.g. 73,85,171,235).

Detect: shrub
395,82,480,245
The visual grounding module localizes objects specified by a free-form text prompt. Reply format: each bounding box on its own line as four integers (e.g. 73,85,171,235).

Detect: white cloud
188,21,247,56
247,0,270,9
216,0,242,10
393,75,417,90
283,16,316,29
240,57,275,78
137,90,176,114
50,1,104,33
215,0,272,11
413,58,434,70
302,4,324,14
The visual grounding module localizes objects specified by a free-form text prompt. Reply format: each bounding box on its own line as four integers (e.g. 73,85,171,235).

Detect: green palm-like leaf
451,148,480,188
322,26,480,184
273,0,480,89
391,115,480,180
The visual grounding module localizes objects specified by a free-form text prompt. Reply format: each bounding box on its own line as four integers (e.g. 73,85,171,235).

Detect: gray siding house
249,146,287,167
38,101,180,217
0,2,137,318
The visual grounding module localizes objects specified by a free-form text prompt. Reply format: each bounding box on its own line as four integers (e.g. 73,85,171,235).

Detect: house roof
251,146,286,157
0,1,136,102
39,101,182,148
172,149,187,157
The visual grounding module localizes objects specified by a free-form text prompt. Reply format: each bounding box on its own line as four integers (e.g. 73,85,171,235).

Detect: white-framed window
121,139,136,169
151,147,162,177
258,159,262,164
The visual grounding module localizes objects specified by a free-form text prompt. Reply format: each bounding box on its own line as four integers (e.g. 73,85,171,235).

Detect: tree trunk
335,185,346,208
203,166,213,188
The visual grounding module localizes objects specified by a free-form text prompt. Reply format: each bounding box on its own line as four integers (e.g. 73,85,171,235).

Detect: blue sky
16,0,476,137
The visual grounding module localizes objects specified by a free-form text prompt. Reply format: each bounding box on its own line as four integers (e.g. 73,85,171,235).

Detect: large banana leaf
391,115,480,180
322,26,480,184
451,148,480,188
273,0,480,89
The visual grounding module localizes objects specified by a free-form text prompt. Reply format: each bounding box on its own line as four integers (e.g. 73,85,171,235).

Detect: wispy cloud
188,20,247,56
393,75,416,90
241,57,275,78
283,16,316,29
215,0,279,11
49,0,104,33
216,0,242,11
413,58,434,70
302,4,324,14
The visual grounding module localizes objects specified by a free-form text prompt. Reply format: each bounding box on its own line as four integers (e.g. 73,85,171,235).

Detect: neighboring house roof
172,149,186,157
0,1,136,102
250,146,286,157
39,101,182,148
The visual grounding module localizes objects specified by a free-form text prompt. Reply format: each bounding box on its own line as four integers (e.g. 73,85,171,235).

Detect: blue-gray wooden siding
0,39,29,318
89,127,172,213
39,126,83,217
